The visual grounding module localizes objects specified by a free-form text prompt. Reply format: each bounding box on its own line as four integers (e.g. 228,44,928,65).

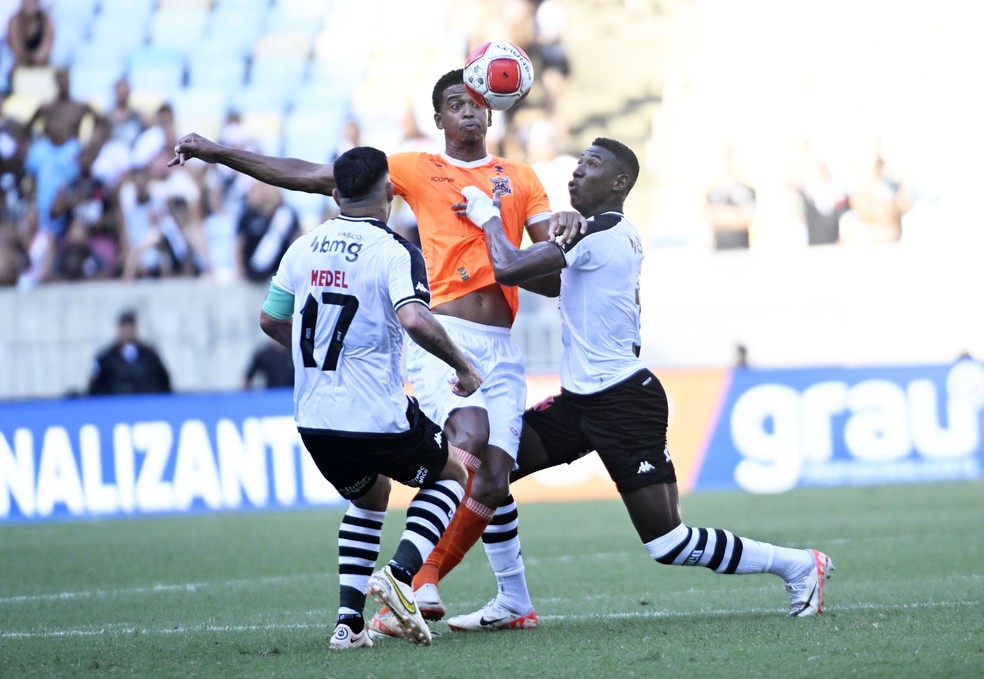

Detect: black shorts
300,399,448,500
522,369,676,493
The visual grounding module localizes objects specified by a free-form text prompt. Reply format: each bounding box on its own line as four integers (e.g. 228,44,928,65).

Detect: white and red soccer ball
463,41,535,111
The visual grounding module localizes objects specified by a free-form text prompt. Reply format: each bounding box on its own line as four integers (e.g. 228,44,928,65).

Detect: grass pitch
1,481,982,678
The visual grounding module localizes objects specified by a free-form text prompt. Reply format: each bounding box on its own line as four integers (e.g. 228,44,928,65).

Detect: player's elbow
491,261,529,287
396,302,430,337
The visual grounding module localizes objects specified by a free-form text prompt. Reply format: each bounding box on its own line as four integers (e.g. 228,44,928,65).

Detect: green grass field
2,480,982,678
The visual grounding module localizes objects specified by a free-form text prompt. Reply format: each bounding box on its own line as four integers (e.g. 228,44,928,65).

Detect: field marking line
0,574,323,605
1,600,978,640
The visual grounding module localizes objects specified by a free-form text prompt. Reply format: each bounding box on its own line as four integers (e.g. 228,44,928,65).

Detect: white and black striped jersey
271,214,430,435
559,211,646,395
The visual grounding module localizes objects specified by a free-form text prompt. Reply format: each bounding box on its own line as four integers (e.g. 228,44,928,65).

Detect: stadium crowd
0,0,940,292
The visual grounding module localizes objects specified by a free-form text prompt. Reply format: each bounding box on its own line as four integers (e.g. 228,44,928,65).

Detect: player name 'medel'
310,269,349,288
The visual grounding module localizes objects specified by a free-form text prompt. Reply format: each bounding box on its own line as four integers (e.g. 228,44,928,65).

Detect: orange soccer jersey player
171,69,584,639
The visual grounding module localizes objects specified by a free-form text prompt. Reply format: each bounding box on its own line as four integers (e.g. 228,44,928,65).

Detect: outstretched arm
458,187,567,286
170,133,336,195
397,303,482,397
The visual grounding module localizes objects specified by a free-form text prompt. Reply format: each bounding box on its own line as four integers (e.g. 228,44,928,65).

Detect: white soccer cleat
328,622,373,650
446,599,539,632
787,549,834,617
415,582,447,621
367,608,405,641
367,566,432,646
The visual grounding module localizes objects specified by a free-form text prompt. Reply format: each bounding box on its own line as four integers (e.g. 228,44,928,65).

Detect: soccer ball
463,41,534,111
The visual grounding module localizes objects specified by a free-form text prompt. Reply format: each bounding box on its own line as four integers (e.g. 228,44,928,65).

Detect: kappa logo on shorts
637,460,656,474
457,267,469,280
664,445,672,463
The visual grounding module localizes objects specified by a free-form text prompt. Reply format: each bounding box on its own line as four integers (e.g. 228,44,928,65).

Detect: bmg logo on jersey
309,234,362,262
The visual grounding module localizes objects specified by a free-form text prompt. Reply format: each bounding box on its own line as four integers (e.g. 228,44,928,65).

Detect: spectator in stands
331,117,362,162
88,309,172,396
27,68,96,144
119,168,209,280
0,217,28,285
532,0,571,119
118,165,163,279
12,202,48,287
526,118,576,212
786,140,849,246
243,339,294,390
235,181,299,282
49,142,123,280
839,152,911,245
130,103,178,173
23,69,97,243
6,0,54,71
106,77,145,149
705,145,756,250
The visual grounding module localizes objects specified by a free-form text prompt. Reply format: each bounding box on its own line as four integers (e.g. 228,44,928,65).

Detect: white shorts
406,315,526,460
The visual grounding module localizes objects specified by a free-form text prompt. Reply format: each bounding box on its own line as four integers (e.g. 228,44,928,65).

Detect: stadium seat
148,7,209,55
69,62,126,111
238,111,284,156
231,82,293,116
86,12,149,64
249,55,307,93
1,93,41,125
265,0,330,35
171,87,230,142
290,81,355,114
253,31,314,60
127,47,186,99
283,107,345,164
202,7,269,58
213,0,274,9
10,66,56,101
187,53,248,91
98,0,155,26
49,0,99,25
50,22,89,68
157,0,213,9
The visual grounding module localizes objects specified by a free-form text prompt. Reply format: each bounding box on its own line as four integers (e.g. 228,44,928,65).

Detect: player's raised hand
450,361,482,397
169,133,220,167
547,210,587,247
454,186,502,228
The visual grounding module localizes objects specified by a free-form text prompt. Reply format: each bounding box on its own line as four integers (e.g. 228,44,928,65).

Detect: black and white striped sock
392,479,464,574
337,505,385,617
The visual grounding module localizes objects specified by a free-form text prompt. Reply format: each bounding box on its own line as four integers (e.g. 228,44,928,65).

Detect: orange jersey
387,151,551,322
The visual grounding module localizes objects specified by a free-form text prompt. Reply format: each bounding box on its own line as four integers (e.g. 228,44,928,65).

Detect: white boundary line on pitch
0,600,978,640
0,574,325,605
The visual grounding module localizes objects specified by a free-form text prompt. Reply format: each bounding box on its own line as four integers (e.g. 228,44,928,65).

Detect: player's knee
352,474,390,512
444,408,490,454
469,463,511,505
439,451,468,487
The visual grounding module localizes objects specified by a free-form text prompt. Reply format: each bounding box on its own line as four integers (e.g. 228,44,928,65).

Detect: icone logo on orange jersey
431,177,456,182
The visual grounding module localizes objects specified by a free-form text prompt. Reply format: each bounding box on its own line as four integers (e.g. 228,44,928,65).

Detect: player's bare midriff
432,283,513,329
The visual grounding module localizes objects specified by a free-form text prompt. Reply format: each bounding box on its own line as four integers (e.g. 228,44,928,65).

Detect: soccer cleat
367,566,432,646
787,549,835,617
367,608,405,641
446,599,539,632
328,622,373,649
415,583,447,621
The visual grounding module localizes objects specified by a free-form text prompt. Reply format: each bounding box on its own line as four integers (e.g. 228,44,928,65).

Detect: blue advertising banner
694,361,984,493
0,389,343,522
4,361,983,522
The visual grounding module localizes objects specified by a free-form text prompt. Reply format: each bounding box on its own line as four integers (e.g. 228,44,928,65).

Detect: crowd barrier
3,360,982,522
